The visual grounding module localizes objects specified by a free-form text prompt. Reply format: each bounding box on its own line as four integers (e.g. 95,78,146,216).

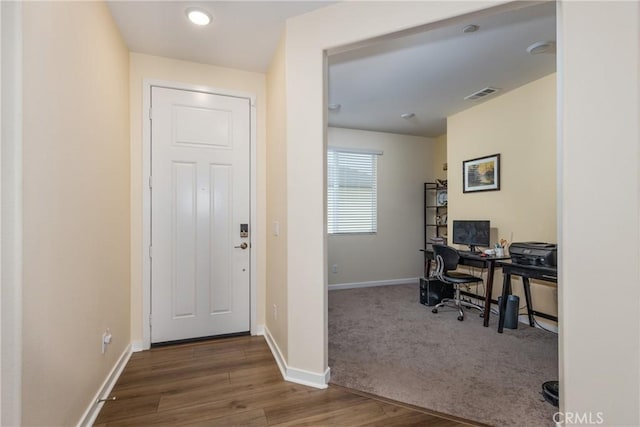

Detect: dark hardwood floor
94,335,471,426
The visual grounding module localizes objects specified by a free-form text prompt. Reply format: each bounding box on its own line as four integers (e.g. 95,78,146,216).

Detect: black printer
509,242,557,267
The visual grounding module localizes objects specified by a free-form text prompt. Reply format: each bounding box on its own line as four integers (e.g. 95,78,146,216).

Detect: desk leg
522,277,535,327
498,273,511,333
483,260,496,327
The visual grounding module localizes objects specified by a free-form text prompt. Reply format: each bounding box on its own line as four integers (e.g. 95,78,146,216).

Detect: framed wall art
463,154,500,193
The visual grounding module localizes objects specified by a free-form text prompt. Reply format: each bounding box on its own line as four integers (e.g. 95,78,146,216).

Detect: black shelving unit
424,182,448,252
421,181,450,297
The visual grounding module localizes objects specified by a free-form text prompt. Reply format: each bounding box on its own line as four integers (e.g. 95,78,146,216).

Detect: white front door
150,86,250,344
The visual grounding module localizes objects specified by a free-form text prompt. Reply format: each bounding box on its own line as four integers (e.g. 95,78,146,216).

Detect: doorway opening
325,2,559,425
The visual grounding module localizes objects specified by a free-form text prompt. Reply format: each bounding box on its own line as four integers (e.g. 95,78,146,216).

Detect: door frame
141,79,257,349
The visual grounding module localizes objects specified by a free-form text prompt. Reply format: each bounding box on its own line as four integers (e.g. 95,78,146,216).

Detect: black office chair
431,245,484,321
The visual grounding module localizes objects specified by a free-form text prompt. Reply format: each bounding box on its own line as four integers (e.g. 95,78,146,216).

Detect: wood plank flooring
94,335,471,426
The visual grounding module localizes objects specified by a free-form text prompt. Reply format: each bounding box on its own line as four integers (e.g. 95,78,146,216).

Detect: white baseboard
259,326,285,376
328,277,419,291
261,326,329,389
130,340,146,352
253,324,265,336
77,344,132,427
287,365,331,388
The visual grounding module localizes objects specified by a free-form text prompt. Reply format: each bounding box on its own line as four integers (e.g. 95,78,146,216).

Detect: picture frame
463,154,500,193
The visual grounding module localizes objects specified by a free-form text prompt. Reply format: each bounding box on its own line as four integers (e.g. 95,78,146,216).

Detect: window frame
327,147,382,235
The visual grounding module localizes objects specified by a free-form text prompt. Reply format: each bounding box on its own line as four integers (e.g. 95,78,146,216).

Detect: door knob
234,242,248,250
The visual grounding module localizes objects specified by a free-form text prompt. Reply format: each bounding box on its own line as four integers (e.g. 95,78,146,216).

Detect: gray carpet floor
328,284,558,427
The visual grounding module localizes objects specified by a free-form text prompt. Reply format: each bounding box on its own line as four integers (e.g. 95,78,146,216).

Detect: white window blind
327,148,380,234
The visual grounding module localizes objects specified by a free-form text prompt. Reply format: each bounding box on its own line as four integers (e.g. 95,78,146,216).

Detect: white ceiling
107,1,556,138
328,2,557,137
107,1,333,73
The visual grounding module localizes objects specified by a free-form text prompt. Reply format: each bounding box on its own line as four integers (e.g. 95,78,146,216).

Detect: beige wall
22,2,130,425
1,1,23,424
448,73,557,318
327,127,435,285
129,53,267,344
558,2,639,422
433,134,447,181
265,36,289,358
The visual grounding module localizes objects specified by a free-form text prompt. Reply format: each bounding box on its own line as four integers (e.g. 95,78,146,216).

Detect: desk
423,249,509,327
496,262,558,333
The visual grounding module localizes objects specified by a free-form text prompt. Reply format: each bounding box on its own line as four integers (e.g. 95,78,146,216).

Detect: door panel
172,161,197,319
151,86,250,343
209,164,232,314
173,105,232,148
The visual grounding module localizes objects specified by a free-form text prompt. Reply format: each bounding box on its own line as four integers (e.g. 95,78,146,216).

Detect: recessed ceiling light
186,8,212,26
400,112,415,119
527,41,555,55
328,104,341,111
463,24,479,33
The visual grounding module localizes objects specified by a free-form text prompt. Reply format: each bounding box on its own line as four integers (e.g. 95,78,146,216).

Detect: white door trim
141,79,257,349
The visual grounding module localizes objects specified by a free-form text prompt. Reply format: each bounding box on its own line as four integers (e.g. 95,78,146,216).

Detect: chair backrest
433,245,460,273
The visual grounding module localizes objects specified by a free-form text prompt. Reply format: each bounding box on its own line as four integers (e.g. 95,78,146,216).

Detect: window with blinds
327,148,379,234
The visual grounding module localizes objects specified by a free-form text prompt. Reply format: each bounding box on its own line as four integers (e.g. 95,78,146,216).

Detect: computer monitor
452,220,490,252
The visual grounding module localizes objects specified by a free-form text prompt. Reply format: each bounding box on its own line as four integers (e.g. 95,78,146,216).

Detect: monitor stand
468,245,480,254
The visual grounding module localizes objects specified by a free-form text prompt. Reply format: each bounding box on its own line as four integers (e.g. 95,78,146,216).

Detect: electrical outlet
102,328,112,354
273,304,278,320
332,264,338,274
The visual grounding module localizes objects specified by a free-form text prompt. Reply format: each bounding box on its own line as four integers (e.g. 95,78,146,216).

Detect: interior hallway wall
1,1,24,425
21,2,130,424
558,2,639,421
265,35,289,358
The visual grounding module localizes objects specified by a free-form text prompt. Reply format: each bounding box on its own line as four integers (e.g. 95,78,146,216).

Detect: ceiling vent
464,87,500,101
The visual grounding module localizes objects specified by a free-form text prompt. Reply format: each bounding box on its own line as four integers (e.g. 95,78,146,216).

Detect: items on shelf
424,182,448,249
